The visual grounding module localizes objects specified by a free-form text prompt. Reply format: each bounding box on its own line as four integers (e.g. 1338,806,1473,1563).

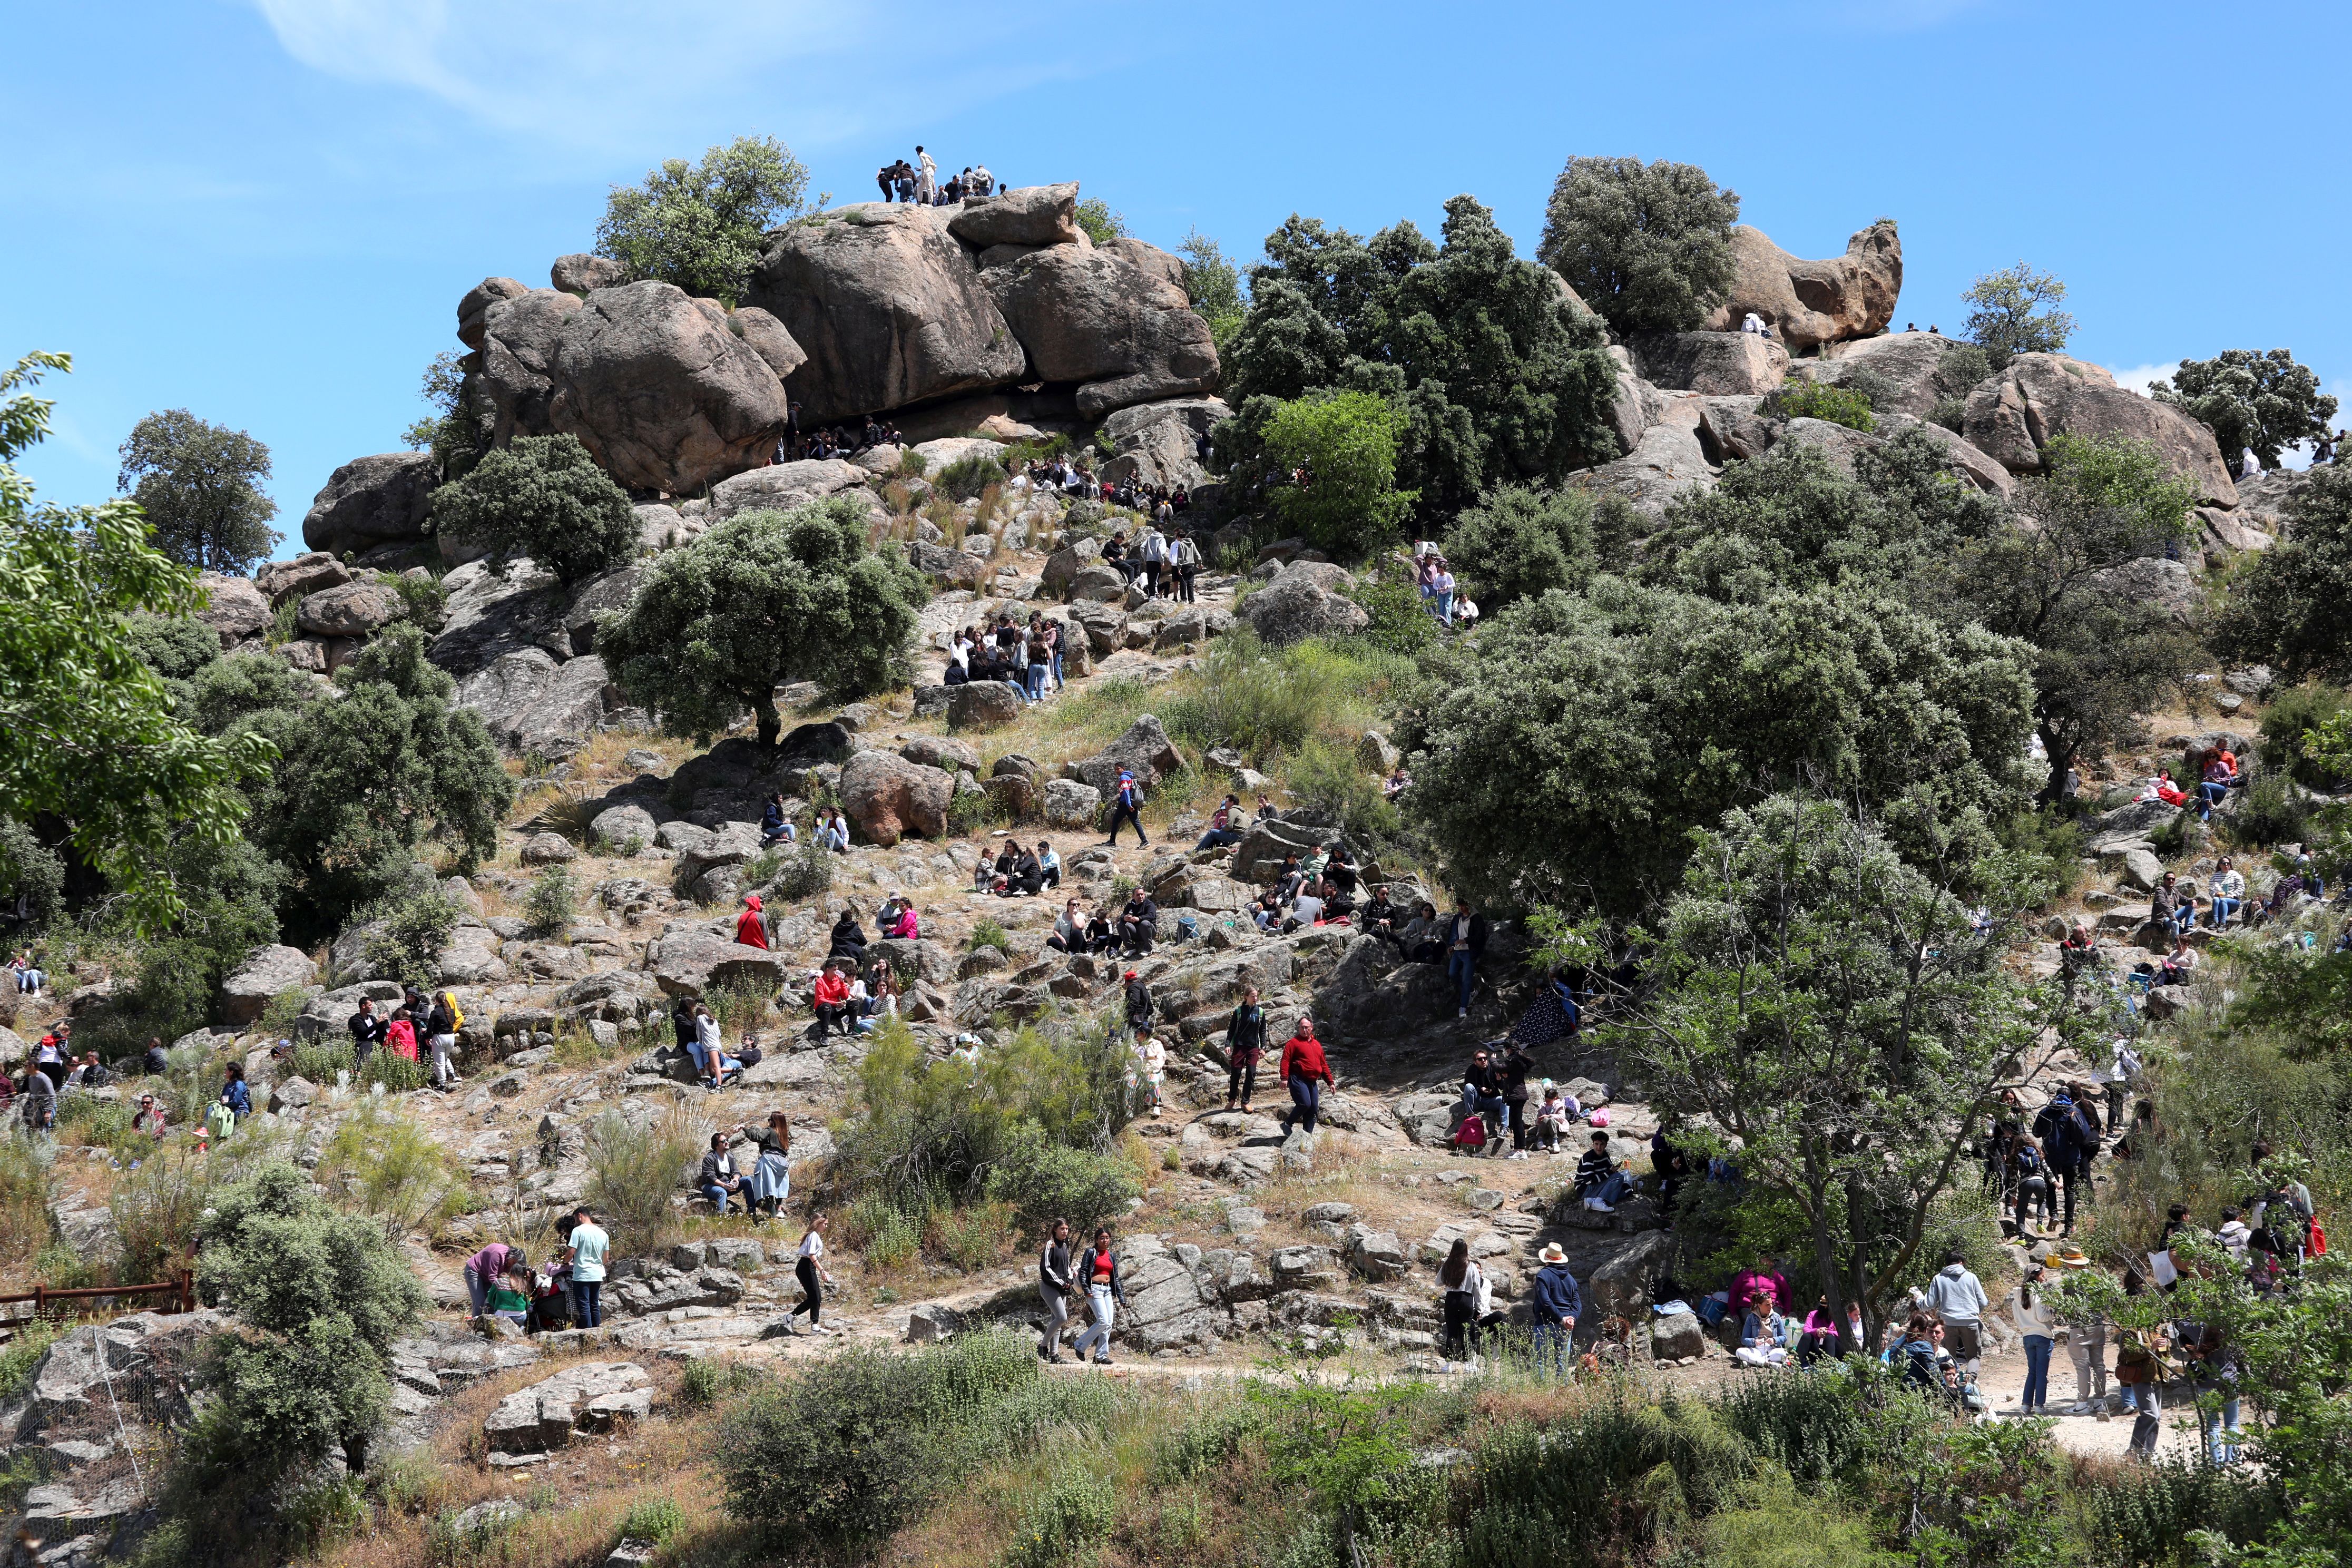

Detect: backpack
441,993,465,1031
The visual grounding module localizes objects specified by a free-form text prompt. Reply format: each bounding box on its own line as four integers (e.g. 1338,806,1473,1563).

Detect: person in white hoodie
1925,1251,1990,1374
2010,1262,2062,1415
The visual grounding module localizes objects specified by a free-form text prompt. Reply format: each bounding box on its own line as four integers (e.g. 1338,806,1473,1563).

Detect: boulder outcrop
1701,220,1903,351
1240,562,1368,646
1963,354,2238,506
481,289,585,445
984,246,1220,418
945,183,1082,248
1100,397,1228,489
453,650,614,757
301,450,438,555
1808,329,1984,417
745,204,1028,425
839,751,954,846
194,573,270,649
457,276,530,351
1624,331,1788,396
551,253,628,294
217,944,318,1024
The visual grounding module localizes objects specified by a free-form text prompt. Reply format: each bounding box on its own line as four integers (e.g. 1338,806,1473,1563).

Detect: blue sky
8,0,2346,559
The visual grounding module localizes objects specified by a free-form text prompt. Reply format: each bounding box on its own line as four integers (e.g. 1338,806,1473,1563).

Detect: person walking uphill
781,1213,834,1335
1278,1014,1336,1137
1105,769,1148,847
1070,1227,1129,1366
1037,1218,1078,1363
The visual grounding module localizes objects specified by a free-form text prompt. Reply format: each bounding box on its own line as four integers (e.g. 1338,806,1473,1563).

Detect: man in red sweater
810,962,852,1036
1278,1015,1337,1136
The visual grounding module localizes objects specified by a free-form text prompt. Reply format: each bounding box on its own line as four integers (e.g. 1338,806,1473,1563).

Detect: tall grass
584,1101,707,1253
316,1099,460,1230
1158,632,1402,762
0,1130,53,1262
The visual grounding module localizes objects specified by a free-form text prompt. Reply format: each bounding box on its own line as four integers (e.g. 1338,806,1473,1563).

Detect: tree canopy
1536,156,1741,335
1439,483,1596,610
1570,793,2063,1341
429,432,639,587
599,496,927,748
1217,195,1619,526
2152,348,2339,469
115,407,281,574
2212,463,2352,683
595,135,814,306
1259,391,1416,556
0,353,270,935
1961,263,2074,369
1177,227,1248,351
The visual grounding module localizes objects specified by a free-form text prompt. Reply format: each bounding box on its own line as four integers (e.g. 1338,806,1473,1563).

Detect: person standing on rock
1438,1239,1484,1367
1531,1243,1582,1379
1070,1227,1128,1366
1134,1028,1167,1117
786,1213,835,1335
915,145,937,204
1037,1217,1077,1362
426,990,464,1091
1123,969,1154,1035
1445,901,1488,1019
1224,985,1266,1111
565,1208,608,1329
349,997,387,1065
1172,531,1201,604
1278,1014,1335,1138
1498,1042,1535,1158
875,163,895,202
1105,769,1148,848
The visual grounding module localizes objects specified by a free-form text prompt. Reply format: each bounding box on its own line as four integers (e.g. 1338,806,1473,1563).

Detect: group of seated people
780,416,905,464
2134,744,2248,823
974,839,1062,897
757,792,848,852
1046,890,1160,956
1017,457,1097,495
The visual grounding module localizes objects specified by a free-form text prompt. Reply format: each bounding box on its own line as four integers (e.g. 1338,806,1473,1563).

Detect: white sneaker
1457,1008,1468,1019
1583,1197,1615,1213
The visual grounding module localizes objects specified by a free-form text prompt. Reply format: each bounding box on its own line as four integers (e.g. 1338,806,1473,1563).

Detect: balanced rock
649,932,788,997
1070,714,1184,796
948,681,1025,731
1701,220,1903,351
545,280,795,495
726,305,809,382
301,450,438,556
945,182,1081,247
551,253,628,294
839,751,954,847
746,204,1028,425
707,457,873,522
457,276,530,351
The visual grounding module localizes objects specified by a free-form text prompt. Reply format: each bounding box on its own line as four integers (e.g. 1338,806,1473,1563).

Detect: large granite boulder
218,944,318,1025
1875,413,2014,496
1963,354,2238,506
296,581,403,638
453,650,613,757
543,281,794,495
254,551,354,606
1571,400,1716,520
839,751,954,846
945,183,1081,247
458,276,530,351
1701,220,1903,351
948,681,1024,731
479,288,585,446
301,450,438,555
1100,237,1187,292
429,557,568,676
482,1363,652,1452
1624,331,1788,396
708,457,874,522
1070,714,1184,795
1240,561,1368,646
985,246,1221,419
1807,330,1987,417
1100,397,1228,490
194,573,271,649
745,204,1028,425
726,304,809,382
649,932,789,997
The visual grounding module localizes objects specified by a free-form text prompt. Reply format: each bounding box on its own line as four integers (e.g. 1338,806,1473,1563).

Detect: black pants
814,1003,849,1036
1141,562,1160,596
2053,1164,2085,1230
1285,1074,1320,1134
1106,803,1146,845
1228,1055,1258,1105
793,1257,823,1324
1178,567,1197,603
1443,1290,1475,1360
1506,1098,1530,1151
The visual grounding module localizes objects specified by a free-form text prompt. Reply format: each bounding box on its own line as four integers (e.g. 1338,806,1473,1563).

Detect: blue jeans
2123,1381,2160,1454
2199,781,2228,816
1447,949,1477,1012
1585,1171,1631,1207
1531,1320,1572,1379
1195,829,1241,851
1027,663,1048,699
1464,1093,1506,1136
2022,1335,2054,1409
1072,1286,1116,1361
1286,1074,1321,1134
703,1183,736,1216
573,1279,602,1329
2211,897,2240,927
1434,590,1454,626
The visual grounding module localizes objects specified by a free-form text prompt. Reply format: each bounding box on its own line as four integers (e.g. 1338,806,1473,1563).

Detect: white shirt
1290,893,1325,924
798,1230,825,1261
1137,1037,1165,1079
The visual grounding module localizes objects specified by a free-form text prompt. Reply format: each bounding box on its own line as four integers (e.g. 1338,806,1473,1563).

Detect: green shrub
315,1100,457,1230
619,1495,689,1545
257,987,308,1039
937,454,1010,502
111,1143,214,1280
966,918,1012,954
1282,735,1402,847
932,1199,1015,1272
522,864,576,935
362,1050,429,1094
1158,631,1398,762
707,977,773,1037
983,1123,1139,1231
1443,483,1596,611
850,1194,920,1269
388,570,447,628
766,838,834,900
425,1503,515,1566
1996,806,2086,906
718,1332,1038,1551
359,886,460,986
676,1359,763,1412
2230,772,2309,847
2073,1455,2281,1566
1150,1398,1269,1484
893,448,929,479
1347,574,1439,655
289,1041,356,1084
739,847,783,888
947,786,1005,836
1928,395,1969,433
1764,378,1878,432
2259,684,2351,788
1001,1459,1116,1568
0,1316,63,1403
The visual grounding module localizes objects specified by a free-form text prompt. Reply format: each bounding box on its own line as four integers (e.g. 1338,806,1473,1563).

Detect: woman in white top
1133,1030,1167,1117
2010,1263,2061,1415
1437,1238,1483,1367
785,1214,834,1335
693,1004,726,1090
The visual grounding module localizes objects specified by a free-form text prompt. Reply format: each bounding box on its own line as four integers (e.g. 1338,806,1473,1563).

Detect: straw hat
2055,1247,2093,1269
1537,1242,1569,1265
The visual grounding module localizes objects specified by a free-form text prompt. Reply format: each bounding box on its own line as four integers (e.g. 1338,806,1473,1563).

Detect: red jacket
734,907,769,948
811,971,850,1008
1279,1032,1331,1084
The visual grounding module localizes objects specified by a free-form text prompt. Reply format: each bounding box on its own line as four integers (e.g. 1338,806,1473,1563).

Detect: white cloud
2106,362,2176,398
247,1,1082,151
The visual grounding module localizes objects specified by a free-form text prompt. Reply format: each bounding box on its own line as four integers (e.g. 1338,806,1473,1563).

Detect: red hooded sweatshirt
735,895,769,949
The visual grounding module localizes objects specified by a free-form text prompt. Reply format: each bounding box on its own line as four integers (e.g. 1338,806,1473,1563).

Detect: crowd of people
944,612,1065,699
874,146,995,206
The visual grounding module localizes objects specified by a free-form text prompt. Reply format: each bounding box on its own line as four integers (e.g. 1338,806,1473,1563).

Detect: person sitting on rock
1533,1089,1573,1153
2198,749,2238,820
1574,1131,1631,1212
1383,766,1409,801
1251,886,1285,932
760,792,797,847
701,1132,747,1216
817,810,850,852
990,842,1020,893
1196,795,1244,852
1011,843,1047,896
736,894,770,949
811,962,854,1037
1319,876,1357,922
2151,873,2188,939
828,907,868,962
1271,852,1305,904
1119,888,1160,955
885,899,919,940
1451,1110,1488,1157
1399,901,1445,963
1459,1048,1507,1152
2208,857,2246,928
1282,880,1325,933
1048,897,1086,954
1033,841,1061,890
1084,904,1119,955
